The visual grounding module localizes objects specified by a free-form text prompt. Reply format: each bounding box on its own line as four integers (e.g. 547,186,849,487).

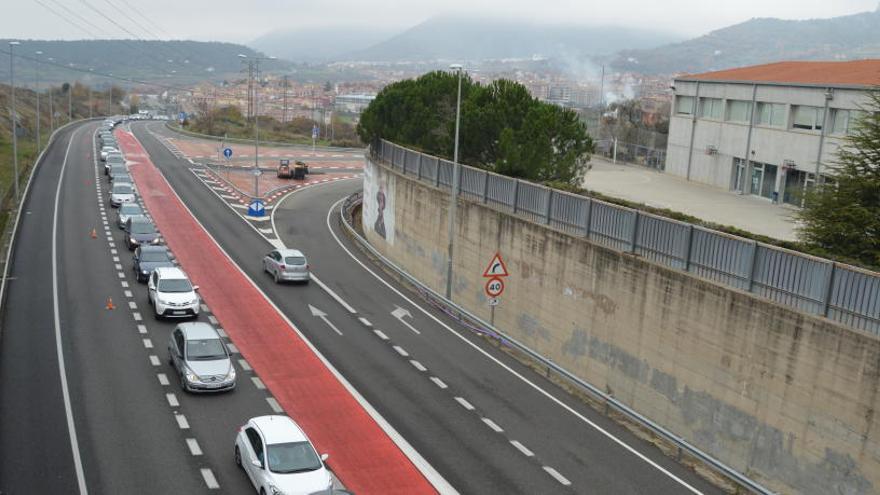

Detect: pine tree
796,90,880,268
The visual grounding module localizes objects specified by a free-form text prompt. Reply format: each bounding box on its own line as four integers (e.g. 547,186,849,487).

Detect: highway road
0,118,724,494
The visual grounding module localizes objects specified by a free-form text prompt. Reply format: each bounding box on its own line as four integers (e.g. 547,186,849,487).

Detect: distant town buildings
667,60,878,206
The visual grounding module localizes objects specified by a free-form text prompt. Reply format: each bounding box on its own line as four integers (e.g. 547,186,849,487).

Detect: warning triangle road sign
482,252,510,278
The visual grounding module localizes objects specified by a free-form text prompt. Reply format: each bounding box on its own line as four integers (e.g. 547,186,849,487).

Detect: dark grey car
132,245,174,282
124,217,160,250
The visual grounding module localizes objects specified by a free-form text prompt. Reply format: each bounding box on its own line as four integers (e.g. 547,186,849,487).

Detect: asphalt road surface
0,119,724,494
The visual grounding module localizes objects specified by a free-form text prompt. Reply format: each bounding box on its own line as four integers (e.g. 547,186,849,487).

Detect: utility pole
89,86,93,119
49,85,54,134
67,84,72,123
445,64,464,300
35,50,42,151
9,41,21,204
239,54,276,198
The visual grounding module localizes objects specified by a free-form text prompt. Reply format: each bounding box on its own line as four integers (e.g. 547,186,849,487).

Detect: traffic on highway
0,114,724,494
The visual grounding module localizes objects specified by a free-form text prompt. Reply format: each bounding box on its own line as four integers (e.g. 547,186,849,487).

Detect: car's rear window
284,256,306,265
140,251,169,262
112,184,133,194
129,221,155,235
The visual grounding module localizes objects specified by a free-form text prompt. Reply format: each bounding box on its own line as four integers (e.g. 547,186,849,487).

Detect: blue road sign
247,199,266,217
223,147,233,160
312,124,319,140
178,111,187,122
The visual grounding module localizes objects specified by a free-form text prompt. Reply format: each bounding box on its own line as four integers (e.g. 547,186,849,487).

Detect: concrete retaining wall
362,158,880,495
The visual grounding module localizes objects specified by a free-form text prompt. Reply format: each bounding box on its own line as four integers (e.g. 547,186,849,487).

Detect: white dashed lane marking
266,397,283,413
128,301,137,309
175,413,189,429
149,355,160,366
410,360,427,372
187,438,203,456
251,377,266,390
137,324,147,334
216,328,227,338
511,440,534,457
358,317,372,327
455,397,475,411
207,315,218,325
120,281,129,288
226,343,239,354
124,289,132,298
142,338,152,348
133,312,143,322
200,468,219,489
482,417,504,433
157,373,169,386
373,330,389,340
166,393,179,407
430,377,448,389
543,466,572,486
238,359,251,371
392,346,409,357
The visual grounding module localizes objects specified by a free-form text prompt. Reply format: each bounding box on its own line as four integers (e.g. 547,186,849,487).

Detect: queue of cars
99,117,331,495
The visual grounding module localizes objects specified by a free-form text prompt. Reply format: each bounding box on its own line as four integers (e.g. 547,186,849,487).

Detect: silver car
263,248,310,284
110,182,136,207
116,203,144,228
168,322,236,393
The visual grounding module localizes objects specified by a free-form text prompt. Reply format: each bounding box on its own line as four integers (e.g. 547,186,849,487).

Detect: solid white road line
482,417,504,433
157,373,169,386
266,397,283,413
455,397,475,411
251,377,266,390
51,125,89,495
373,329,389,340
311,275,358,314
186,438,203,456
430,377,448,389
325,197,704,494
510,440,534,457
410,360,427,372
543,466,572,486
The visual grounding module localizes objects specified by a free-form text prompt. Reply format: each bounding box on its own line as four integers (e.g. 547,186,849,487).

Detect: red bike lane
116,129,438,495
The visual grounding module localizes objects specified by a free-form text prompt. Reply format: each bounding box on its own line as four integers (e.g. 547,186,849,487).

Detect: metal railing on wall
374,139,880,335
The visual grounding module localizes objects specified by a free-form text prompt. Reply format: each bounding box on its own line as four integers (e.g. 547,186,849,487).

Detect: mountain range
613,8,880,74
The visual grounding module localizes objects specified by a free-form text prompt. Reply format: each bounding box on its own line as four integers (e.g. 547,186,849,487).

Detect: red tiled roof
679,60,880,87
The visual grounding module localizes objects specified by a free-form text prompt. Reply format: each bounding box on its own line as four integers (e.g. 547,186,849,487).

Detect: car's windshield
284,256,306,265
157,278,192,293
130,222,155,235
185,338,226,360
140,251,169,262
119,204,142,215
266,441,322,474
112,184,133,194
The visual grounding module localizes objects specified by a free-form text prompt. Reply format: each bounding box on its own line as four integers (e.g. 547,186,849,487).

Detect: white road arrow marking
391,306,421,335
309,304,343,336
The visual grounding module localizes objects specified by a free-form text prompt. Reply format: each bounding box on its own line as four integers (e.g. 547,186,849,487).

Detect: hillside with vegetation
614,8,880,74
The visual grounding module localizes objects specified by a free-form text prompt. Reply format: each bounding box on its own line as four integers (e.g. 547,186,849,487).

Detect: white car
109,182,136,207
100,146,118,161
235,415,332,495
147,267,200,319
263,249,310,284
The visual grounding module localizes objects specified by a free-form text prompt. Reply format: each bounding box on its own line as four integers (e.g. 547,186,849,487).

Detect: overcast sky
5,0,878,43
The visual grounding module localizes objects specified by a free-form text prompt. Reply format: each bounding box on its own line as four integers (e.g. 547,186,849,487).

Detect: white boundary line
0,119,90,315
52,125,89,495
124,128,458,495
324,197,705,494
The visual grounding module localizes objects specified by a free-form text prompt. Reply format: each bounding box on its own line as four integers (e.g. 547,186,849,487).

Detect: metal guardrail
374,139,880,336
339,192,774,495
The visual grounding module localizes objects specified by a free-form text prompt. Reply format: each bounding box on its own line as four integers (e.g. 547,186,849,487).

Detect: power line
30,0,94,37
116,0,172,38
100,0,160,40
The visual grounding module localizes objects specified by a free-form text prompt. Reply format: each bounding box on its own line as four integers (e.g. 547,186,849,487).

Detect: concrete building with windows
666,60,877,206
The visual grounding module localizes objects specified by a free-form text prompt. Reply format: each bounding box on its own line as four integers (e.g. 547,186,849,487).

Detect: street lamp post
48,57,55,133
238,53,276,199
35,50,42,151
445,64,464,300
9,41,21,204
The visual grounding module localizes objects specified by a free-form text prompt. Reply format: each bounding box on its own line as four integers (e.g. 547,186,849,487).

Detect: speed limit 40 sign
485,277,505,298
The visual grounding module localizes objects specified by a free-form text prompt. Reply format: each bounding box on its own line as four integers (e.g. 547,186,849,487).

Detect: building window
726,100,752,123
676,96,695,115
831,109,865,135
699,97,723,120
792,105,825,131
756,102,786,127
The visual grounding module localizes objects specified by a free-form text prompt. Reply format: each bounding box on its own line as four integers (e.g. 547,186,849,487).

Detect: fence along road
376,139,880,335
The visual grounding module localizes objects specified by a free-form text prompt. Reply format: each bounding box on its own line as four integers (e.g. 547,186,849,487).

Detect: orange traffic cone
90,228,97,239
106,297,115,310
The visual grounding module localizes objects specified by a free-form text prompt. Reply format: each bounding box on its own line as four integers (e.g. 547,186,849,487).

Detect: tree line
357,71,593,186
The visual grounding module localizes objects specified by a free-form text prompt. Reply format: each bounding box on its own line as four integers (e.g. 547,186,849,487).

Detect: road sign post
482,252,509,326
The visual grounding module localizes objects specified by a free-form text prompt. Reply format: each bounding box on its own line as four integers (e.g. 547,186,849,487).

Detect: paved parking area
583,157,800,241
